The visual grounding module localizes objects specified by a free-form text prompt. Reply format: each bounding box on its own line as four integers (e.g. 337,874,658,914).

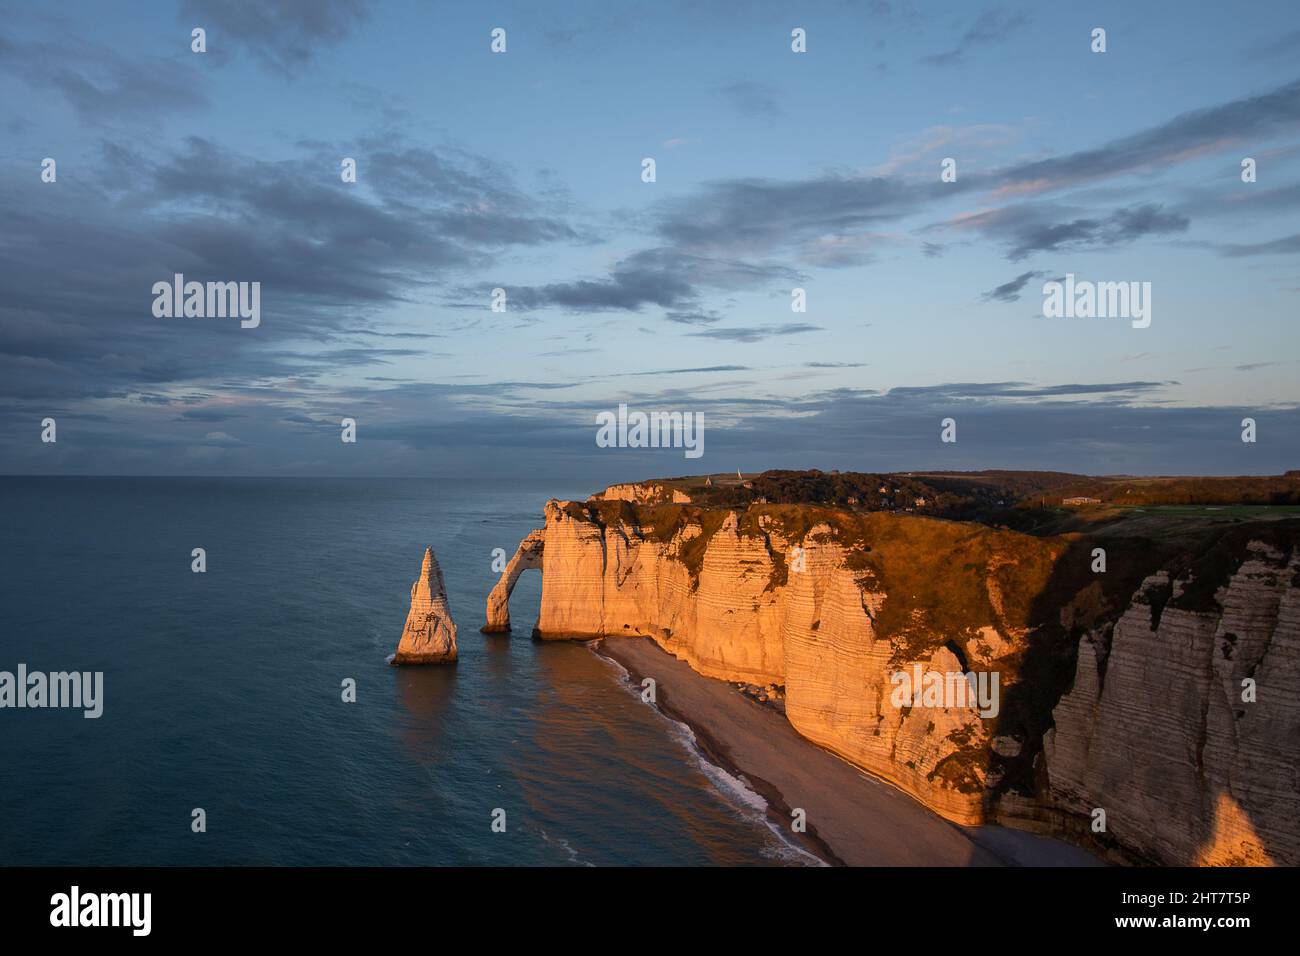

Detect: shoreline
594,636,1104,868
593,640,842,866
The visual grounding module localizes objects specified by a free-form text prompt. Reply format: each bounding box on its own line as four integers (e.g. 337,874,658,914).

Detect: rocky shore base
595,636,1103,868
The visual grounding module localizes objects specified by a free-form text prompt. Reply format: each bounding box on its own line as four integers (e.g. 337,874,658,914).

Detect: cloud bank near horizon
1,2,1298,478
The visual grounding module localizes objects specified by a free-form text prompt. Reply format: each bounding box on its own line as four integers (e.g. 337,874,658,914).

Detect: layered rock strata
393,547,458,664
1045,544,1300,866
485,497,1300,865
482,529,544,633
590,482,692,504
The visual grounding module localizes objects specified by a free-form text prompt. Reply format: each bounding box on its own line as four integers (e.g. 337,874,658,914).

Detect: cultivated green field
1125,505,1300,517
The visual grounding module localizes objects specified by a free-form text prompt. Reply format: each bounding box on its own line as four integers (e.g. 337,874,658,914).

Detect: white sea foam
668,716,824,865
591,644,824,866
540,828,595,867
591,641,630,680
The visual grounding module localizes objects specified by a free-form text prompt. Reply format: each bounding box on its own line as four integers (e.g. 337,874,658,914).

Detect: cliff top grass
561,494,1300,622
613,469,1300,527
560,497,1067,640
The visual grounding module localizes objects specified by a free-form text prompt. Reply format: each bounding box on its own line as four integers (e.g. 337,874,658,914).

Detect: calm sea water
0,477,810,866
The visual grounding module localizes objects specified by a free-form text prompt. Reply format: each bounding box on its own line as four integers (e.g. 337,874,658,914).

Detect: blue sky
1,0,1298,479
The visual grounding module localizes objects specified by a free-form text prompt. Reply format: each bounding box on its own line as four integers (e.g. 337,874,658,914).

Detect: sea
0,477,815,866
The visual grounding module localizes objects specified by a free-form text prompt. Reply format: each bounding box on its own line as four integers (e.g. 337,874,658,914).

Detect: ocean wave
539,828,595,867
591,644,824,866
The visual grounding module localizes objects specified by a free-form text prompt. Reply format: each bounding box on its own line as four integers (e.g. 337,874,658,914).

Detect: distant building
705,476,713,487
1062,496,1101,506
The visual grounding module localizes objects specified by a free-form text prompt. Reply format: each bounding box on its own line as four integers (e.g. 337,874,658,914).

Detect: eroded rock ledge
484,493,1300,866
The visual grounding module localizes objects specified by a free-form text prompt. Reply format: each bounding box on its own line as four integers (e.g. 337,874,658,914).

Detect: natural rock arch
481,530,544,633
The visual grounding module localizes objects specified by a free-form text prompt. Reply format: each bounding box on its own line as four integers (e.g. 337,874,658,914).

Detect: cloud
503,248,799,314
664,309,723,326
177,408,242,422
958,203,1190,260
5,359,1295,476
516,77,1299,305
688,323,822,343
922,8,1030,66
883,381,1171,400
796,232,897,268
629,365,751,376
178,0,372,75
981,270,1047,302
1217,232,1300,257
0,30,209,121
719,80,782,122
654,174,921,256
1245,28,1300,59
352,330,444,340
0,133,582,412
637,79,1297,262
1234,361,1292,371
4,13,1297,480
506,254,696,312
987,78,1300,196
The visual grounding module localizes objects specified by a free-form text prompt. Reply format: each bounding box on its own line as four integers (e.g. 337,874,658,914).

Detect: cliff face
501,499,1067,825
591,482,692,504
1045,543,1300,865
488,497,1300,865
393,547,458,664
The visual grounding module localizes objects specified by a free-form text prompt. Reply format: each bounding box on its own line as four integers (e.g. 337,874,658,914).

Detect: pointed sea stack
392,547,458,664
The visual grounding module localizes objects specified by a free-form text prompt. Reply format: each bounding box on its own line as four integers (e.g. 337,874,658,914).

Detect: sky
1,0,1298,480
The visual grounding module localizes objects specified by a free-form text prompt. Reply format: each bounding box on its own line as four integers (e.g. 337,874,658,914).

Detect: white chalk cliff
1045,544,1300,866
485,495,1300,865
482,529,544,634
393,547,458,664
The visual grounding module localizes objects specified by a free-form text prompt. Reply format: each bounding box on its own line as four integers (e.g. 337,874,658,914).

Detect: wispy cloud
922,8,1030,66
955,203,1189,260
981,270,1047,302
177,0,372,75
0,30,209,121
1217,232,1300,257
719,80,782,122
688,323,822,343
